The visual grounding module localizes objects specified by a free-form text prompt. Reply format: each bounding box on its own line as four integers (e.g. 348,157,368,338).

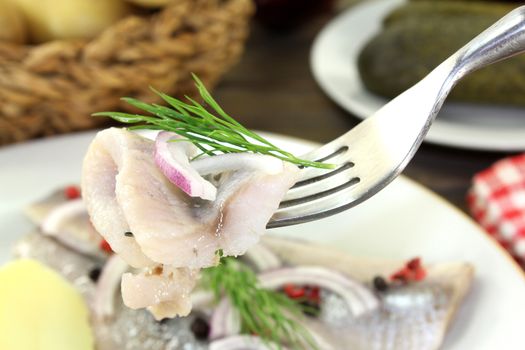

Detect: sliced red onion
154,131,217,201
258,266,379,317
209,297,241,340
208,299,334,349
40,199,105,258
244,243,282,272
209,335,285,350
93,255,129,319
41,198,86,235
191,153,283,175
155,131,286,201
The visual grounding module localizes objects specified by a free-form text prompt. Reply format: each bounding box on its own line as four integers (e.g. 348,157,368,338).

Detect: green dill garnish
93,74,334,169
202,257,319,350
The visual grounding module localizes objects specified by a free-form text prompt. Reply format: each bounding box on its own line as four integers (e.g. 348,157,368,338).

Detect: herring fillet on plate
13,187,474,349
81,127,299,318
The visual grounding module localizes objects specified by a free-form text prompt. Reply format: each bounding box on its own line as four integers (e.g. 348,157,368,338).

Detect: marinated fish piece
81,128,155,269
12,230,473,350
82,128,298,317
121,265,198,319
82,128,299,269
15,188,474,350
24,187,106,259
262,236,474,350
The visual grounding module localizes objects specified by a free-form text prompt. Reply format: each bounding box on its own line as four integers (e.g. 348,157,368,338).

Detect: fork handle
453,6,525,79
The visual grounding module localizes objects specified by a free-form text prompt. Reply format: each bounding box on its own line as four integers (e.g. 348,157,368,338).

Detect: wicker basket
0,0,254,145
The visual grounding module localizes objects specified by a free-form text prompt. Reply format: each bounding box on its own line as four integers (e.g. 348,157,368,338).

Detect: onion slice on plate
41,198,85,235
243,243,282,272
258,266,379,317
209,335,285,350
209,297,241,340
93,255,129,319
154,131,217,201
40,198,105,258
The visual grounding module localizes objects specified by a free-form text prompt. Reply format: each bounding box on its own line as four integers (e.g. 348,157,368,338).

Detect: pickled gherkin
358,1,525,106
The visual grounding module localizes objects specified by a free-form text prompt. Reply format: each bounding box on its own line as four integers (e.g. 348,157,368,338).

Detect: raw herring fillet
81,128,298,317
121,266,198,320
82,128,298,268
20,191,473,350
13,231,473,350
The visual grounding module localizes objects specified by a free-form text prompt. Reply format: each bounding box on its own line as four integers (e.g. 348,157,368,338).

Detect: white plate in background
1,131,525,349
310,0,525,151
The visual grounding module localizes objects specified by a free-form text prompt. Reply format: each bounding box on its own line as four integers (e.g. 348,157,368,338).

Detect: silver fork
267,6,525,228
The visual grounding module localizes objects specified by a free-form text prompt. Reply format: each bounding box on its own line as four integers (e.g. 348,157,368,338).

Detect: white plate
310,0,525,151
1,131,525,349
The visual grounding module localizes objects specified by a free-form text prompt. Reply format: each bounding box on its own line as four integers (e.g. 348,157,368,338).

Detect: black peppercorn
373,276,389,292
190,317,210,340
88,267,102,283
158,318,170,325
299,300,320,317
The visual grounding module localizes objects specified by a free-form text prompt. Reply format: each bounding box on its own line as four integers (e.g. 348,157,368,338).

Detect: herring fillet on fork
268,6,525,228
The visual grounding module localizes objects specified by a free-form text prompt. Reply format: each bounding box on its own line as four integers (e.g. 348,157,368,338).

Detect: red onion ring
93,255,129,319
154,131,286,201
154,131,217,200
41,198,85,235
41,199,105,258
258,266,379,317
209,297,241,340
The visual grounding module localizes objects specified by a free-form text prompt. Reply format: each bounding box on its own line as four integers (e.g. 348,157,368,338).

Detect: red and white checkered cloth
468,153,525,264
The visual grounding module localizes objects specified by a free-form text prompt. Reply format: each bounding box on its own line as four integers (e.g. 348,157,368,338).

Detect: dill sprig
93,74,334,169
202,256,319,350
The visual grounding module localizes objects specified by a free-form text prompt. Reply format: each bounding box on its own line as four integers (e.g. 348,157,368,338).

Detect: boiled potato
8,0,131,43
0,0,27,44
0,259,94,350
125,0,172,8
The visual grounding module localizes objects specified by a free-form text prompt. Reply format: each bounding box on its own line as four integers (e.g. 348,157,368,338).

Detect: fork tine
297,147,351,180
268,119,401,228
284,164,357,201
267,179,366,228
292,161,354,189
299,137,348,163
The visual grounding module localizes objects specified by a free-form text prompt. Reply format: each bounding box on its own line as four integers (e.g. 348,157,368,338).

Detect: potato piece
125,0,172,8
0,0,27,44
9,0,131,43
0,259,94,350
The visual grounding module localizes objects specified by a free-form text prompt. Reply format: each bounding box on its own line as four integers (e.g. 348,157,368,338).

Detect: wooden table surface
214,6,519,215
